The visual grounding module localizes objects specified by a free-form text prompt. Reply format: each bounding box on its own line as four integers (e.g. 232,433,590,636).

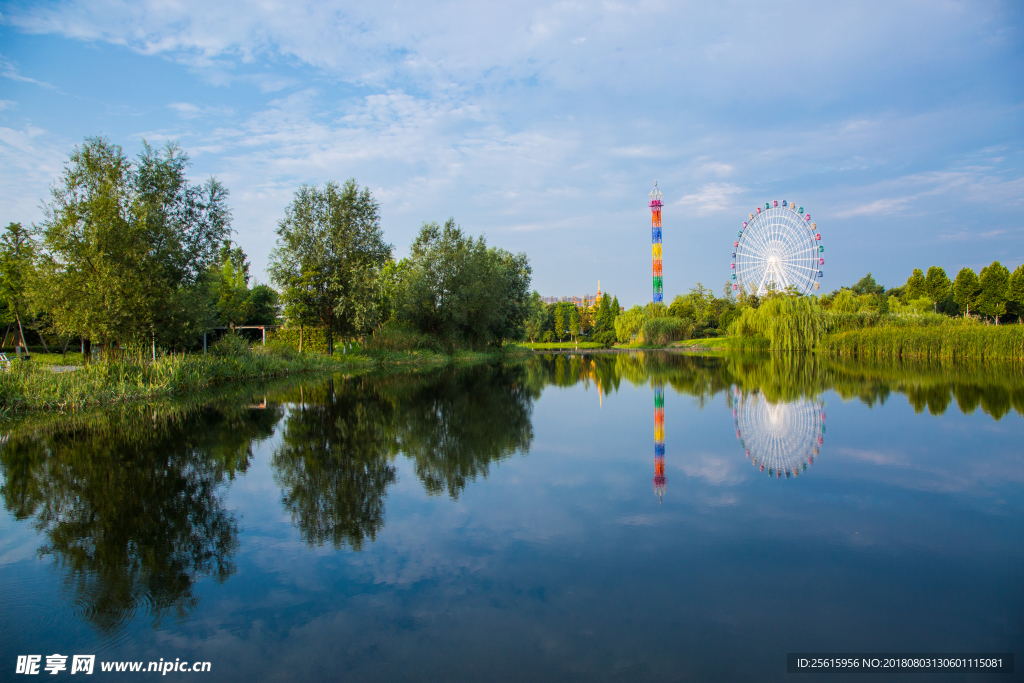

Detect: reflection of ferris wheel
730,200,824,295
732,391,825,480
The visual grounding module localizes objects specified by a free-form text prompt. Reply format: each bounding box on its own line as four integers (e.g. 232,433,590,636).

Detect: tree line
821,264,1024,323
1,136,532,358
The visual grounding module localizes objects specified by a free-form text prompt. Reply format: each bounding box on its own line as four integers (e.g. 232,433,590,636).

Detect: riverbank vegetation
0,333,531,414
0,135,536,411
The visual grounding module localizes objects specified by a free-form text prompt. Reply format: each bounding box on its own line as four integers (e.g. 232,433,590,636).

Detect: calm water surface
1,352,1022,681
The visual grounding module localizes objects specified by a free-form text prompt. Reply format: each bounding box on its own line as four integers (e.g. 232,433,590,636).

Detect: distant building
541,281,603,308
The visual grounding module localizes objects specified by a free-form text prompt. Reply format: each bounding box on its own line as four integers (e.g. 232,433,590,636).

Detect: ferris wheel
730,200,824,295
731,390,825,480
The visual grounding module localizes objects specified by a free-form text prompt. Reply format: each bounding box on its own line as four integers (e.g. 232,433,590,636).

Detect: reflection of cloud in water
681,453,745,487
732,388,825,480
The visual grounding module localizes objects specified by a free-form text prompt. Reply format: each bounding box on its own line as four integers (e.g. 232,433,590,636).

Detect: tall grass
0,347,339,414
638,317,693,345
821,324,1024,361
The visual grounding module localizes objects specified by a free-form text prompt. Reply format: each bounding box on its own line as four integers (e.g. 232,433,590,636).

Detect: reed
0,349,340,414
821,324,1024,361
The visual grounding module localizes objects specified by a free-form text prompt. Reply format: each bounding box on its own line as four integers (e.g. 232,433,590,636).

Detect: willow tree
269,180,392,355
34,137,229,354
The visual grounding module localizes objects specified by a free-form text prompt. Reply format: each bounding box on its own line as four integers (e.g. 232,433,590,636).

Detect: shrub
264,327,331,354
210,334,251,358
257,340,298,360
367,322,443,353
541,331,554,343
638,316,693,345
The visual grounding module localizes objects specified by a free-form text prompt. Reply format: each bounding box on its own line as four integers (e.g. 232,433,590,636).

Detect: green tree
614,305,647,343
247,285,280,326
553,303,567,341
35,137,229,355
977,261,1010,323
904,268,926,300
1007,263,1024,320
396,218,531,347
924,266,951,305
211,242,253,326
269,180,392,354
523,292,549,343
0,222,37,352
568,305,581,343
595,293,613,332
851,273,884,296
953,267,981,317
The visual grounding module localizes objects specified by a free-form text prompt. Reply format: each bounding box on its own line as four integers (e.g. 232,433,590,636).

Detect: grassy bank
0,344,531,415
523,341,608,350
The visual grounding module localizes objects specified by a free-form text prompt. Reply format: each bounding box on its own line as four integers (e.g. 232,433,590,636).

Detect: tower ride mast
649,182,663,303
653,384,666,502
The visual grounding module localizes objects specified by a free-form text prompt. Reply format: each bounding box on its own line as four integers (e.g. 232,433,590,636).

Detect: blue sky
0,0,1021,305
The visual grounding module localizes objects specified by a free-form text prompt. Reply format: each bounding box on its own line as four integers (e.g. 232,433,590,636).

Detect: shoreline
0,346,533,417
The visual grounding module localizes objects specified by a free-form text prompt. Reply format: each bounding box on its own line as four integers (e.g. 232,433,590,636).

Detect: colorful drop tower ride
650,182,663,303
653,384,666,502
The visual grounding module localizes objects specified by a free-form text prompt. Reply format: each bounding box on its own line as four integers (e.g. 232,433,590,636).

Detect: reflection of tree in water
397,364,534,499
272,378,399,551
525,351,1024,420
0,401,278,636
730,390,825,480
272,365,536,550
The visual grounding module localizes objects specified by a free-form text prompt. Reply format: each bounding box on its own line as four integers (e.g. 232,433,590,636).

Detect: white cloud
0,100,16,110
673,183,745,215
0,54,53,88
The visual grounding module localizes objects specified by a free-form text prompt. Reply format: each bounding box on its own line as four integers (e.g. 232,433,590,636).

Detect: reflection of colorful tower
653,384,666,501
650,182,663,303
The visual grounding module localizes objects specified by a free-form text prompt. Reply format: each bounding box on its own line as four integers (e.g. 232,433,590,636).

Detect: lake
1,352,1021,681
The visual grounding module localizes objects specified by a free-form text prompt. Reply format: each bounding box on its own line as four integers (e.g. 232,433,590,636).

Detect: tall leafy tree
1007,263,1024,320
396,218,530,348
851,272,884,296
523,292,548,343
977,261,1010,323
953,267,981,317
269,180,392,354
924,266,951,304
904,268,927,301
0,222,36,351
596,293,613,332
35,137,229,353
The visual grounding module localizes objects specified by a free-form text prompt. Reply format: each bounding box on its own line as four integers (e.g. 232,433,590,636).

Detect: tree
1007,263,1024,320
924,266,951,306
567,305,581,344
523,292,548,343
269,180,392,354
553,303,567,341
211,241,253,326
0,222,37,352
904,268,926,301
595,293,613,332
35,137,230,355
248,285,280,326
395,218,531,348
614,305,647,343
851,273,884,296
953,267,981,317
977,261,1010,323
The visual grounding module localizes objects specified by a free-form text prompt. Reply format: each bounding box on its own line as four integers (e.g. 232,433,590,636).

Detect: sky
0,0,1022,306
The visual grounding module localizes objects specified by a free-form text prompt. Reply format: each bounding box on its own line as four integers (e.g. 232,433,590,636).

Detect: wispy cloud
0,54,53,88
674,183,745,215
